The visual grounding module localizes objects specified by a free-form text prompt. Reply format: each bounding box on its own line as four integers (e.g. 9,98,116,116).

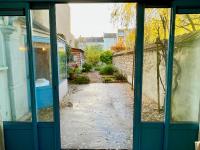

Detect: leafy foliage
82,63,92,72
84,45,102,66
73,75,90,84
100,50,113,64
68,66,81,80
111,37,126,52
102,77,115,83
59,51,67,74
100,65,117,75
111,5,200,113
113,72,127,81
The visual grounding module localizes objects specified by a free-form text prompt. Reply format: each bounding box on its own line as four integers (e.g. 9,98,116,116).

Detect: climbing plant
111,4,200,112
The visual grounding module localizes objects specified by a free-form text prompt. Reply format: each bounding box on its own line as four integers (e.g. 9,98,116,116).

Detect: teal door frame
1,1,200,150
0,2,61,150
0,3,38,150
164,5,200,150
133,2,200,150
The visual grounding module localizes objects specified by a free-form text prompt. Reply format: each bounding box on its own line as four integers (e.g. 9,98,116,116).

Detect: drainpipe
1,23,16,121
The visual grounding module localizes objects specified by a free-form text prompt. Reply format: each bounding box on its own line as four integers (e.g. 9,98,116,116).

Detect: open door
134,4,200,150
164,7,200,150
0,5,38,150
0,3,61,150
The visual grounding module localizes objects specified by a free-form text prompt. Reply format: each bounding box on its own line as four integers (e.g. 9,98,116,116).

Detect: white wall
59,79,68,101
171,39,200,122
56,4,75,47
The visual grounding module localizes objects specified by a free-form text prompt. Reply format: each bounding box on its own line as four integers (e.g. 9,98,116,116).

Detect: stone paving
60,83,133,149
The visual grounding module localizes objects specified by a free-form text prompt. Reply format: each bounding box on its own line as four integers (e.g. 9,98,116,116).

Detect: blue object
36,86,53,109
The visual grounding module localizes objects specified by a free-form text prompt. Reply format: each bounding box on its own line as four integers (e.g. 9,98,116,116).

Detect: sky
69,3,118,38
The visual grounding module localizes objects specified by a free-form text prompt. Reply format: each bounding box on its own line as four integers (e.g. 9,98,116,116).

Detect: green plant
84,45,102,66
73,75,90,84
75,67,82,74
94,66,101,71
100,50,113,64
100,65,117,75
59,51,67,80
102,77,115,83
82,63,92,72
67,66,81,80
114,72,127,81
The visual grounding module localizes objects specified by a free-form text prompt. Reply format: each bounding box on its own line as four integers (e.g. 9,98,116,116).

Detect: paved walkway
60,83,133,149
85,71,102,83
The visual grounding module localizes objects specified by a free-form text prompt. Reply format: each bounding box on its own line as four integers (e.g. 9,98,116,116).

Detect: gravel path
61,83,133,149
85,71,102,83
60,83,164,149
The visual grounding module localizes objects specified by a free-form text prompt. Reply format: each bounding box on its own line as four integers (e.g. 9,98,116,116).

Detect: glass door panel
0,16,32,122
171,13,200,122
31,10,54,122
142,8,170,122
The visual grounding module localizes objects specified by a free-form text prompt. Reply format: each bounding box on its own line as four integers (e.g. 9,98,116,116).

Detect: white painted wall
59,79,68,101
171,39,200,122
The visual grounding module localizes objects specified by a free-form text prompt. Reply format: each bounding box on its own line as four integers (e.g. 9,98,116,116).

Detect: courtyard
60,83,133,149
60,69,164,149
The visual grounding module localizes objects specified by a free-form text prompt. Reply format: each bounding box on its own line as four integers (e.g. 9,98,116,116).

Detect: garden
68,45,127,84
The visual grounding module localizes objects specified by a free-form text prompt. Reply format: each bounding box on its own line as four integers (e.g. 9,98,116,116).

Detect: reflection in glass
0,16,32,121
171,14,200,122
142,8,170,122
31,10,54,122
58,41,67,82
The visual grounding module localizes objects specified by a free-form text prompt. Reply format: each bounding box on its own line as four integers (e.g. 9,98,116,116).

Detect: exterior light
42,47,46,51
19,46,26,51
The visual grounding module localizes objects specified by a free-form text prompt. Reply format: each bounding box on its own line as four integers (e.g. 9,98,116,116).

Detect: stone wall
113,36,200,122
113,51,134,84
113,48,166,106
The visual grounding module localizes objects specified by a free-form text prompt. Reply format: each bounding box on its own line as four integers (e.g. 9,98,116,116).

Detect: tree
100,50,113,64
111,37,126,52
111,4,200,113
84,45,102,66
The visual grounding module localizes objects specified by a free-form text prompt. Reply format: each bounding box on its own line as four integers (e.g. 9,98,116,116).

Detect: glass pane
0,16,32,121
142,8,170,122
171,14,200,122
58,41,67,82
31,10,54,122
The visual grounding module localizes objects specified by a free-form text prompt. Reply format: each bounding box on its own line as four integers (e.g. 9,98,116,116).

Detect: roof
71,48,84,53
79,37,104,43
104,33,117,38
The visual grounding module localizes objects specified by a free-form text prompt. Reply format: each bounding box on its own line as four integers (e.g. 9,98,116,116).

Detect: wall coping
113,50,134,57
113,44,158,57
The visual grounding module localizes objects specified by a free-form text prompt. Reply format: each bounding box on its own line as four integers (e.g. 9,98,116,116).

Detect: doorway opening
54,3,166,149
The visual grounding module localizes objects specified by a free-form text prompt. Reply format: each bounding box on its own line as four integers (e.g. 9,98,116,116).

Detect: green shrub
114,72,127,81
82,63,92,72
85,45,102,66
102,77,114,83
100,50,113,64
75,67,82,74
94,66,101,71
68,66,82,80
100,65,117,75
73,75,90,84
